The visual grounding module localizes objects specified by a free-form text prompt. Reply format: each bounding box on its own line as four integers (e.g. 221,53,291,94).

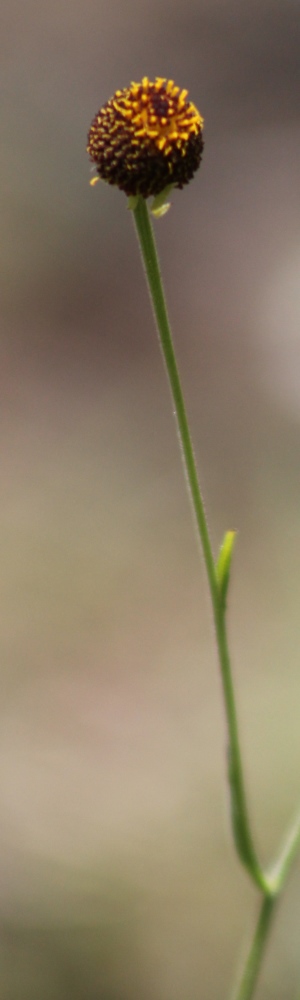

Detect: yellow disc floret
87,76,204,198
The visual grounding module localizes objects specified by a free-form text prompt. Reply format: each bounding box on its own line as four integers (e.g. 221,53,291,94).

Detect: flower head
87,76,204,199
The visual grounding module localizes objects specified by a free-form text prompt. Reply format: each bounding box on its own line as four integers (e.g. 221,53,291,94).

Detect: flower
87,76,204,199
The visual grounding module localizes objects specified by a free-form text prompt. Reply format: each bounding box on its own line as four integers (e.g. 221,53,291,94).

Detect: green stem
268,807,300,894
231,895,276,1000
131,195,267,893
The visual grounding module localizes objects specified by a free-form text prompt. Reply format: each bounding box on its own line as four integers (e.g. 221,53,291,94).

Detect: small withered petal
87,76,204,198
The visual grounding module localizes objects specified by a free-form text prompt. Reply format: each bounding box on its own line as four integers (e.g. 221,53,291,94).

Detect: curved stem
132,195,267,893
215,612,269,892
231,895,276,1000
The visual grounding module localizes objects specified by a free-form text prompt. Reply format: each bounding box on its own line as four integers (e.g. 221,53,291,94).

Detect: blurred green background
1,0,300,997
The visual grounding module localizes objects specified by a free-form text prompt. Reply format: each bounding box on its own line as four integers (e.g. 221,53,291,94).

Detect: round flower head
87,76,204,199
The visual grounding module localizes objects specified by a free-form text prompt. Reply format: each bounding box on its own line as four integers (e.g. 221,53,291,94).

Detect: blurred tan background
1,0,300,997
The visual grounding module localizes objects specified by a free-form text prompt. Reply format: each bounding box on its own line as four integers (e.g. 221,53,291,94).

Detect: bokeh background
1,0,300,996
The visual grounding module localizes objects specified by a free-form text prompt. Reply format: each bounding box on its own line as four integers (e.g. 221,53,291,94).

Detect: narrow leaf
216,530,236,605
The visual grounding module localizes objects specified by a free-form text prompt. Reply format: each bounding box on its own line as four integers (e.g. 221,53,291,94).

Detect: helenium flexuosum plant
87,77,300,1000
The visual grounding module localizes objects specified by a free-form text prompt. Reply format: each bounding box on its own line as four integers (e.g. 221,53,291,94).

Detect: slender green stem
131,195,268,893
133,197,216,600
128,191,300,1000
231,895,276,1000
129,193,300,999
